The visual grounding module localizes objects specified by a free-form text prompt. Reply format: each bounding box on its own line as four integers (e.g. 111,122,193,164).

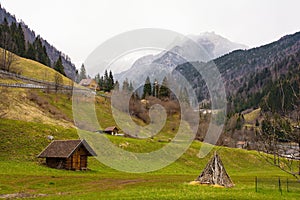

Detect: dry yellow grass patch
0,87,73,128
244,108,261,123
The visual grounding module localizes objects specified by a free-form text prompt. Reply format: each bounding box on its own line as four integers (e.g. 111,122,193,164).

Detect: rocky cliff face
0,6,76,79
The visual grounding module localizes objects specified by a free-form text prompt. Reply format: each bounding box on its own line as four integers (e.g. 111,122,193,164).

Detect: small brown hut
38,139,96,170
104,126,119,135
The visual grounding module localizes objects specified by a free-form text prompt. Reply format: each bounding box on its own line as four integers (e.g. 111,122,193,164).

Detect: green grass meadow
0,118,299,199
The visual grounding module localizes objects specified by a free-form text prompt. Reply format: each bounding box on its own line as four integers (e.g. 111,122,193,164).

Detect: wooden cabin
236,141,247,149
79,79,99,90
38,139,96,170
104,126,119,135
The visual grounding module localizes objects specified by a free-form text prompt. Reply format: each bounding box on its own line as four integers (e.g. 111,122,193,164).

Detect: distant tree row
95,70,115,92
0,18,65,76
0,18,25,57
116,76,189,102
26,35,51,67
54,55,65,76
0,18,49,66
142,76,171,100
119,78,134,93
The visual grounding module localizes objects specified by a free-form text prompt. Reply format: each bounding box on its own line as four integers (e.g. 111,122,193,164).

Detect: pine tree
42,45,50,66
26,42,35,60
159,76,170,99
2,18,8,30
152,79,159,97
103,70,109,91
114,80,120,91
33,36,50,66
99,76,104,90
0,18,9,47
17,24,25,56
95,73,100,84
108,70,114,91
143,76,152,98
54,55,65,76
9,22,17,52
0,18,13,53
122,78,129,92
79,64,87,81
129,81,134,92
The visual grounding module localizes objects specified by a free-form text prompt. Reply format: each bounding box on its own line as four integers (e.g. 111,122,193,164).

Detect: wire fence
0,69,110,98
231,176,299,195
0,69,83,91
0,69,57,86
254,176,300,194
0,83,46,89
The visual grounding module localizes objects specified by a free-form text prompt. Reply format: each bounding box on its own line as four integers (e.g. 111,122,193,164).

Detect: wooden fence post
278,177,282,195
255,176,258,192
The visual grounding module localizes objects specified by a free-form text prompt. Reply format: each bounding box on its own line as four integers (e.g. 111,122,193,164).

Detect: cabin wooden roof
79,79,95,86
236,141,246,145
38,139,96,158
104,126,118,132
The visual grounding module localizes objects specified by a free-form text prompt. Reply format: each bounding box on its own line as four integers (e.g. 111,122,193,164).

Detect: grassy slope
244,108,261,123
0,54,299,199
0,87,74,128
0,49,75,126
0,118,77,161
0,48,72,84
0,118,299,199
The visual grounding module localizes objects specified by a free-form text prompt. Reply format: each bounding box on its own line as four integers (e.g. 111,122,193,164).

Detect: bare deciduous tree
67,80,74,100
54,72,63,93
256,114,299,179
0,49,17,72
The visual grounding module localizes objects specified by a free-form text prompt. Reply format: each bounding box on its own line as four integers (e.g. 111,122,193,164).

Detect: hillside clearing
0,47,72,84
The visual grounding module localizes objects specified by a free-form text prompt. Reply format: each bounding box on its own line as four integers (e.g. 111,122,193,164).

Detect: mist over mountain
190,32,248,58
0,6,76,79
115,32,248,85
176,31,300,117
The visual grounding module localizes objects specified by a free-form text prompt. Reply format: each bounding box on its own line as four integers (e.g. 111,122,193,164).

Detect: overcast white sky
1,0,300,69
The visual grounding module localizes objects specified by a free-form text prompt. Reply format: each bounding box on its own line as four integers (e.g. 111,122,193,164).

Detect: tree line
77,65,187,104
110,76,171,99
77,64,116,92
141,76,170,100
118,76,189,103
0,18,65,76
95,69,114,92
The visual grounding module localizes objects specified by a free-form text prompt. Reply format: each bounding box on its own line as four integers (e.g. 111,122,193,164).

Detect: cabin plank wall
40,141,93,170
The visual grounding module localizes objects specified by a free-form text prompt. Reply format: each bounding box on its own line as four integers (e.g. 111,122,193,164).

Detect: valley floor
0,159,299,200
0,106,299,199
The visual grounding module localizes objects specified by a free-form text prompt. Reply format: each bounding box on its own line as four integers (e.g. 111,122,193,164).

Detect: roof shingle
38,139,96,158
105,126,118,132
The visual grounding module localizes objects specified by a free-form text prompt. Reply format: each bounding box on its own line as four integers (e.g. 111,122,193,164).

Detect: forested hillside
0,5,76,79
176,31,300,118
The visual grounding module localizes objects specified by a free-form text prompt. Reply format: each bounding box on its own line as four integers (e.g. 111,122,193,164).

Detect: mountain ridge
176,31,300,116
115,32,248,85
